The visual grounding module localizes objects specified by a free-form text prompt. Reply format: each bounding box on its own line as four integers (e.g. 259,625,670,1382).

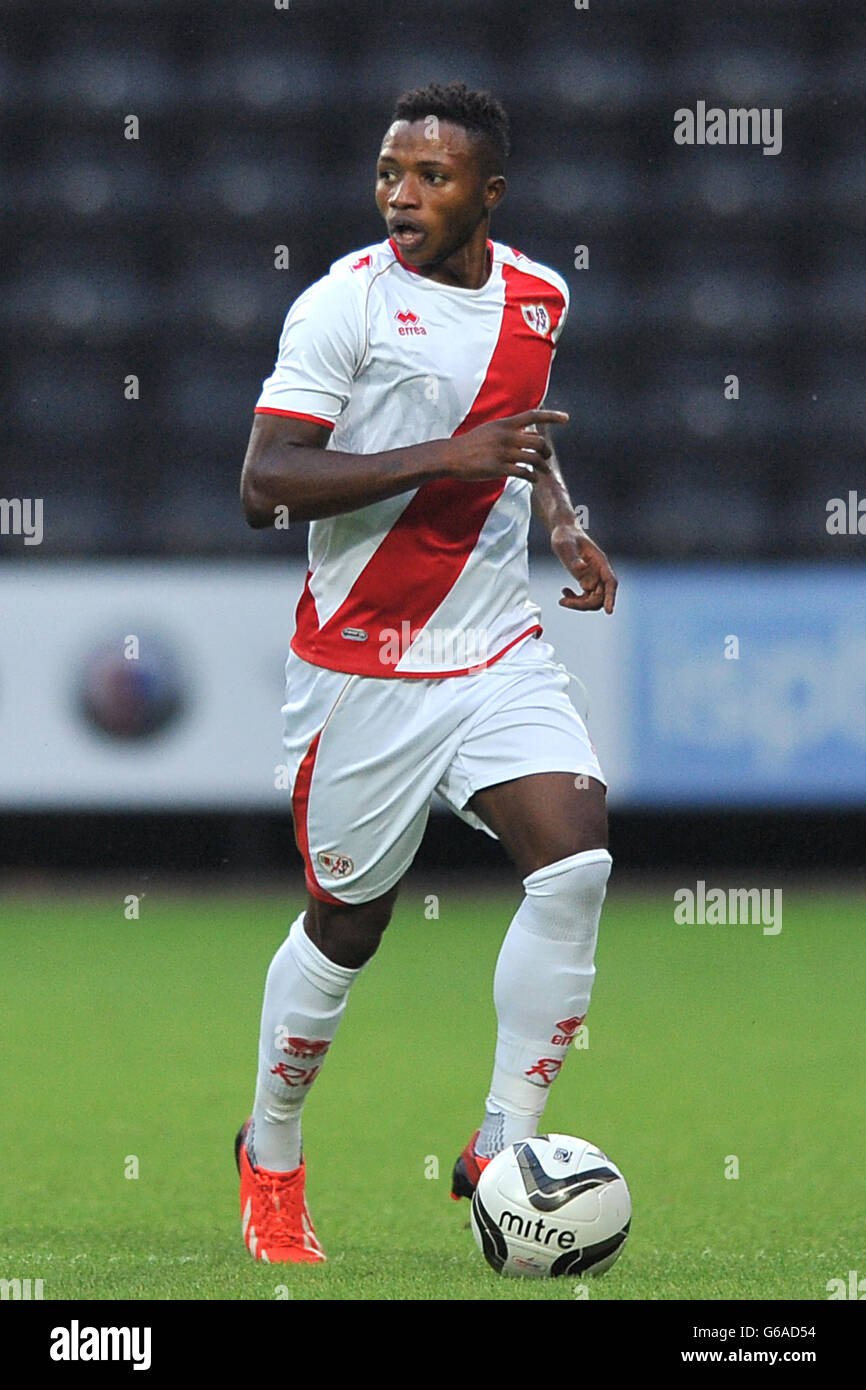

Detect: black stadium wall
1,0,864,878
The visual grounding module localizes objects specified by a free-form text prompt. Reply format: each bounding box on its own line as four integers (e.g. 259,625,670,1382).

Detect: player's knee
305,892,395,970
523,814,608,878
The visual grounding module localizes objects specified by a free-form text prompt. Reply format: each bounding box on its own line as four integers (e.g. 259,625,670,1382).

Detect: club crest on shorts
317,850,354,878
521,303,551,338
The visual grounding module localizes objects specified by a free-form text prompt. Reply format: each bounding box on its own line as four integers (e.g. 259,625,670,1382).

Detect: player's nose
389,176,421,207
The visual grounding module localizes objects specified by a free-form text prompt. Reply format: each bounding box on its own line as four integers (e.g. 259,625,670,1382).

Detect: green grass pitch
1,882,863,1301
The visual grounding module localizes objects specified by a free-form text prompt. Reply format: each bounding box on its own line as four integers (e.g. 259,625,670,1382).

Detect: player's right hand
445,410,569,483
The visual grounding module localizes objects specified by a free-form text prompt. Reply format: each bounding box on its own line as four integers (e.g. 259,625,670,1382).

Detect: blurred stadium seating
1,0,864,561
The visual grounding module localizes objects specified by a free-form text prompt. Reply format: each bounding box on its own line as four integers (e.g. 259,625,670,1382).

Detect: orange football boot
451,1128,494,1201
235,1119,326,1263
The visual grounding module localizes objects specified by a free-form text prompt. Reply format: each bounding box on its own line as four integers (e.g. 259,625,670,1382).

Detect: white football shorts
282,634,605,905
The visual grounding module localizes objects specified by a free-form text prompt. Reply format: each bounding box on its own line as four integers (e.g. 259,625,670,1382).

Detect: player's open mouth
390,221,426,250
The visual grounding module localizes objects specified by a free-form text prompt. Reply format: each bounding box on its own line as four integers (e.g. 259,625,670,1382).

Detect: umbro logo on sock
275,1031,331,1061
551,1015,586,1045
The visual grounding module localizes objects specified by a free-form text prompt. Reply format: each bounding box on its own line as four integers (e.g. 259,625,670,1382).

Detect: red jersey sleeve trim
255,408,335,430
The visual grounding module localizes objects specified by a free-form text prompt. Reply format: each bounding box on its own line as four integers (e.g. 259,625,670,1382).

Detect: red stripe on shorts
291,730,344,905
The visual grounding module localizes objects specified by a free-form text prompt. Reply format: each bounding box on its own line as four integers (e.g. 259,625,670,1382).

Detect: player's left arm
531,430,618,614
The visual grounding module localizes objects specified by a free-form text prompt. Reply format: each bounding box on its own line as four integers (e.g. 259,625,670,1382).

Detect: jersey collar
388,237,495,290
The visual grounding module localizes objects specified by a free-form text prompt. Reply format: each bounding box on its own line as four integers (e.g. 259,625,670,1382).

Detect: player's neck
421,231,492,291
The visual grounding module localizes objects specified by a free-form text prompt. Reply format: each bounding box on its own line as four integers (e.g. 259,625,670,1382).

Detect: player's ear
484,174,506,211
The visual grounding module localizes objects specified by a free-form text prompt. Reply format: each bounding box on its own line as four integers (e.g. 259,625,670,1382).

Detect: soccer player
236,81,617,1262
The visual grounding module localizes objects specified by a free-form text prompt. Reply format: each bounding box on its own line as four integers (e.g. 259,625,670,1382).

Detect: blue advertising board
626,565,866,806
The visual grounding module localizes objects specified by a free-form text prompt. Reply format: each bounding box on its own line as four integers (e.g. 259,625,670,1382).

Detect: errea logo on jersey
395,309,427,336
521,303,551,338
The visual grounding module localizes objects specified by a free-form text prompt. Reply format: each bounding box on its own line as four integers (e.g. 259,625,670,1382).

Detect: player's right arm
240,408,568,526
242,266,568,525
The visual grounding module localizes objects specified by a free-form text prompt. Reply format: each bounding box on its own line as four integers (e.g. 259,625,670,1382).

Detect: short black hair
390,80,510,174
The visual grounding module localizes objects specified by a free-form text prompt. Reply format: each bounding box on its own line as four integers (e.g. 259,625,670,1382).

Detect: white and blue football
471,1133,631,1279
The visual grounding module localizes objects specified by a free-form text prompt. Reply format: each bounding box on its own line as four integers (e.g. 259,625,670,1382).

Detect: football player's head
376,80,509,268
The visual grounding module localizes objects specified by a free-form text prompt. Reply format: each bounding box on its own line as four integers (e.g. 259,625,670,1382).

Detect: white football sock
250,912,362,1172
477,848,612,1158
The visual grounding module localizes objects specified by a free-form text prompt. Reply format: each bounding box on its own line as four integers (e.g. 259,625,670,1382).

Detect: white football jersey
256,237,569,677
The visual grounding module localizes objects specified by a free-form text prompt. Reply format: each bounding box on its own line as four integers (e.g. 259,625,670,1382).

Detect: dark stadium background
1,0,864,879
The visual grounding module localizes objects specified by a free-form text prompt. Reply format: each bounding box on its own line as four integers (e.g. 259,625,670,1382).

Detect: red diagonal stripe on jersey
294,570,319,650
293,263,565,675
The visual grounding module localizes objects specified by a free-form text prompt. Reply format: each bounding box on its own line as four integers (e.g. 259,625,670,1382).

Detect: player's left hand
550,523,618,614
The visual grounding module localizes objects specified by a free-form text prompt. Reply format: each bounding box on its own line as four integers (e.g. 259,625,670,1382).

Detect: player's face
375,120,504,269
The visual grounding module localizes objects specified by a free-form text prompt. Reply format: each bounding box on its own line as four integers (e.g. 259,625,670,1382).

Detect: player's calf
248,911,366,1174
246,889,397,1177
476,848,612,1157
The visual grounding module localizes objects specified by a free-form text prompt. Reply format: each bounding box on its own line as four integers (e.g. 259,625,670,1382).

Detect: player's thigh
468,771,608,880
438,637,608,878
282,651,461,907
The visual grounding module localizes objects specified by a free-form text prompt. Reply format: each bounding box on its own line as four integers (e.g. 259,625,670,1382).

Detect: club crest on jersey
394,309,427,336
317,851,354,878
521,303,551,338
